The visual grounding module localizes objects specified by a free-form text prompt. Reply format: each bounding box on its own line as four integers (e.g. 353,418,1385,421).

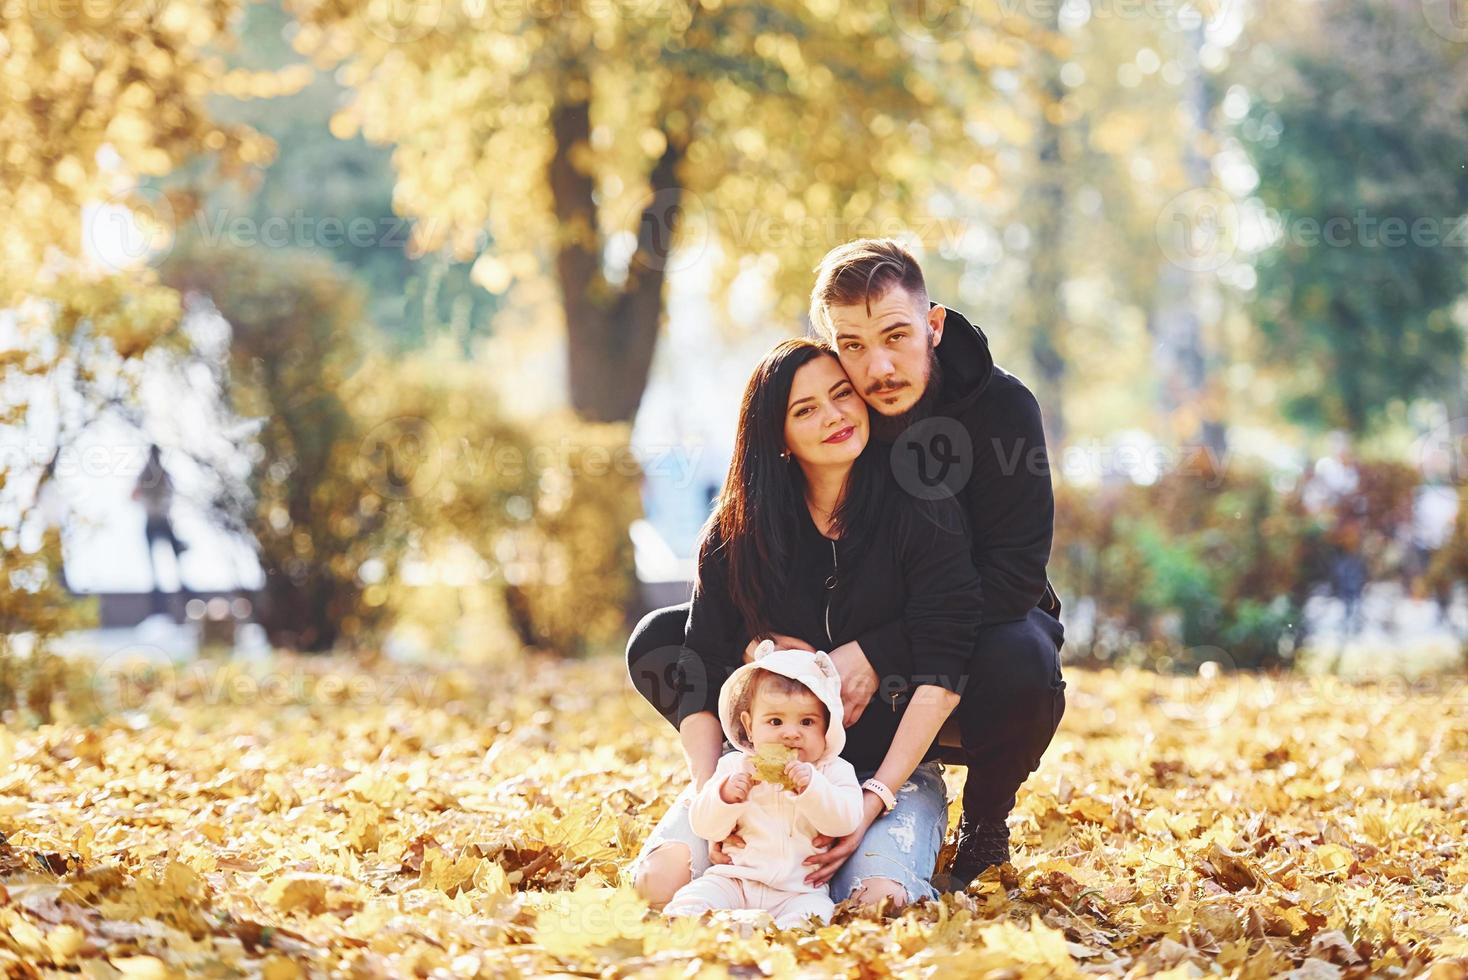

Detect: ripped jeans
628,758,949,906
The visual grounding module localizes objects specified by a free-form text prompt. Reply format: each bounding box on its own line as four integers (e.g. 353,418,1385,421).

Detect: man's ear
927,303,947,346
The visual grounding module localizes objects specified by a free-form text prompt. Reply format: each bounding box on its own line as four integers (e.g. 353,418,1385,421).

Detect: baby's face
741,685,828,763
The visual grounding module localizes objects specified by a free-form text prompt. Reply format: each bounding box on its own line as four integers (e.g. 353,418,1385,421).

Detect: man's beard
868,345,944,444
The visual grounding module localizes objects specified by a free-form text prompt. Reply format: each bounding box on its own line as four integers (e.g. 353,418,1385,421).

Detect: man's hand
710,830,745,865
827,640,880,727
744,634,816,663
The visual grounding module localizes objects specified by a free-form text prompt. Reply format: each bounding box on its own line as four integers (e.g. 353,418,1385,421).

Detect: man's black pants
625,604,1067,823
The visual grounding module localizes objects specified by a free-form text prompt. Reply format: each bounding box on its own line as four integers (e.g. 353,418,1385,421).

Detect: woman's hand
801,795,884,886
710,829,744,865
744,634,815,663
826,640,880,727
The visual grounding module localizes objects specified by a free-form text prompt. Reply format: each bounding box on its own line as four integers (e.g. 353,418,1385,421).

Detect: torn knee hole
849,876,910,910
643,842,694,878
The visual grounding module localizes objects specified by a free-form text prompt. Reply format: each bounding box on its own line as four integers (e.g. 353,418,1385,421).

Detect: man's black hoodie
854,304,1061,682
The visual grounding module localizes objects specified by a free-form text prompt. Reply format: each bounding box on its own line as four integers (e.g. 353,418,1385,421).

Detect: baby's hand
785,760,814,794
720,772,752,804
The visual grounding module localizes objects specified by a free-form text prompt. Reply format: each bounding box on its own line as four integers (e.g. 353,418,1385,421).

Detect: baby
662,640,865,929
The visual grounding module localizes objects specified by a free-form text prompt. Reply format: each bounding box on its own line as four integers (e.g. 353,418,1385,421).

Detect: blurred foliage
162,242,392,651
1055,470,1319,670
285,0,1039,421
1239,0,1468,434
0,0,266,670
350,357,641,658
164,240,637,656
1054,459,1429,669
0,524,97,725
169,0,500,351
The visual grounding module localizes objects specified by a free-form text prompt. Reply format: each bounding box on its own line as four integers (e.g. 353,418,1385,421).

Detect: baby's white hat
717,640,846,763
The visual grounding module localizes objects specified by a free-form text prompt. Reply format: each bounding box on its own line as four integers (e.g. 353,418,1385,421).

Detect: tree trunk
1027,22,1068,450
548,61,686,424
1149,24,1228,461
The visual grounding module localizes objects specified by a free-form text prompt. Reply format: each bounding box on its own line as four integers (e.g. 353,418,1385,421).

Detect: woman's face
782,354,868,467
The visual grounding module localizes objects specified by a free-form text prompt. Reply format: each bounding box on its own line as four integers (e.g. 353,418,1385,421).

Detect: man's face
828,285,946,417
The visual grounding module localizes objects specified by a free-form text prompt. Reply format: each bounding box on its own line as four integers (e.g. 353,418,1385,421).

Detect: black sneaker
933,815,1010,893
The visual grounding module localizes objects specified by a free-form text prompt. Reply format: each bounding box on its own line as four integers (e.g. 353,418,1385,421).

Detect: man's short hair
809,238,928,341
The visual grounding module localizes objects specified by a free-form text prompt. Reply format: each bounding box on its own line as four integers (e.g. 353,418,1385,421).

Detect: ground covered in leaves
1,651,1466,977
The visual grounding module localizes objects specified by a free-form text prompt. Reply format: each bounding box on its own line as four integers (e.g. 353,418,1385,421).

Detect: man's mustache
866,381,909,396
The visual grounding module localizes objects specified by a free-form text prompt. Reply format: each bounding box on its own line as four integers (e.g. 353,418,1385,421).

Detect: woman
627,338,983,914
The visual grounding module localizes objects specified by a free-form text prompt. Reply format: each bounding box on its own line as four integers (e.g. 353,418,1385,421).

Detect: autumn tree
286,0,1022,423
1238,0,1468,434
0,1,268,661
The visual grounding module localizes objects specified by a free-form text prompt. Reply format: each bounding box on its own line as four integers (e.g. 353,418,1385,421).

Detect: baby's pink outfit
663,642,865,929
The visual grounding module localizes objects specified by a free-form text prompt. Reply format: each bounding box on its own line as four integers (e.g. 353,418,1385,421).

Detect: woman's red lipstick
824,425,856,444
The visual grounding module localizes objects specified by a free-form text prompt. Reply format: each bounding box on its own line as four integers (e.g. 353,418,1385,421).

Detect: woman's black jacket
675,477,982,774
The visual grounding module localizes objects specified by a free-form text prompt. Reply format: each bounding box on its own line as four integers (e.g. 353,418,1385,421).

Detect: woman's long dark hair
696,339,887,640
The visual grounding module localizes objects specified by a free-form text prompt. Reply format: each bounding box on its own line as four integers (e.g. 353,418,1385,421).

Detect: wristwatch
861,778,896,814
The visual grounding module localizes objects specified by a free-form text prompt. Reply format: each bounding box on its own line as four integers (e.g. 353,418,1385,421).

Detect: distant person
1407,481,1459,623
1304,434,1367,635
131,445,187,608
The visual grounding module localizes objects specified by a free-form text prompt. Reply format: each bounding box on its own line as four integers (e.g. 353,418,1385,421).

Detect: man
626,238,1066,891
807,238,1066,888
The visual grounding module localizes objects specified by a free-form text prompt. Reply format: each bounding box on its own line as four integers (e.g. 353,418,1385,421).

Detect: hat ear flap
754,638,776,660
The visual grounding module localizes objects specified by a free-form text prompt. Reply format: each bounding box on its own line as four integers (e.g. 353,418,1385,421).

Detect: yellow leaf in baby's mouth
752,744,798,790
